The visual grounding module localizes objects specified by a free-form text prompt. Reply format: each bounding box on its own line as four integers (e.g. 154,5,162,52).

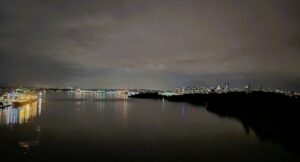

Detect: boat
0,88,39,108
11,94,38,107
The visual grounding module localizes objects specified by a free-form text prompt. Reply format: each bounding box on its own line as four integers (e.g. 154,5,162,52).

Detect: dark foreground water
0,92,299,162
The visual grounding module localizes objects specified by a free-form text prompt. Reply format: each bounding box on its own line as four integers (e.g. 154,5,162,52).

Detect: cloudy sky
0,0,300,89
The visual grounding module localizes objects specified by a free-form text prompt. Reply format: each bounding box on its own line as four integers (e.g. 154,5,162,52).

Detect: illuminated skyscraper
225,82,229,91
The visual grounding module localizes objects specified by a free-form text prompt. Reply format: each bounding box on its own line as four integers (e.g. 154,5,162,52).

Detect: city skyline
1,0,300,90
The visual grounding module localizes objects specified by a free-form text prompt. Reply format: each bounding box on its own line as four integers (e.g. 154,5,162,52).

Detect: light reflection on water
0,92,298,162
0,97,42,126
67,91,128,100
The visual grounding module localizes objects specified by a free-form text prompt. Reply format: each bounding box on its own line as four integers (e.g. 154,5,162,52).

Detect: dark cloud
0,50,88,87
0,0,300,90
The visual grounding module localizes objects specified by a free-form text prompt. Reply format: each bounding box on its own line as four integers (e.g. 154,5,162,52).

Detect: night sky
0,0,300,90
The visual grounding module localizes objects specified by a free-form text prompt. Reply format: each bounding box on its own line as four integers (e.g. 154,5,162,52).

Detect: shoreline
129,91,300,155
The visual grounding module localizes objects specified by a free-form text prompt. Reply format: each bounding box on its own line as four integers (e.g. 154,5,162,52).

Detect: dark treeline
130,92,300,155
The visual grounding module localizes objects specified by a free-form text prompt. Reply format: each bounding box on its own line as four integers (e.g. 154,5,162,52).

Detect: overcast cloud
0,0,300,89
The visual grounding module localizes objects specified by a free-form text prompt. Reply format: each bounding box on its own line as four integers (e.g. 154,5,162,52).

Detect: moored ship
11,93,38,107
0,88,40,108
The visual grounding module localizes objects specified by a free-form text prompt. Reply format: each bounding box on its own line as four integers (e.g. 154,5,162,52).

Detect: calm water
0,92,298,162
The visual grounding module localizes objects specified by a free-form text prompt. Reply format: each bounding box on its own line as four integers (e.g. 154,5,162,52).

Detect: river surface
0,92,298,162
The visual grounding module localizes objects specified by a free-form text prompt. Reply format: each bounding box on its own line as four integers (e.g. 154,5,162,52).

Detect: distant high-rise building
224,82,229,91
245,84,251,92
192,87,198,94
